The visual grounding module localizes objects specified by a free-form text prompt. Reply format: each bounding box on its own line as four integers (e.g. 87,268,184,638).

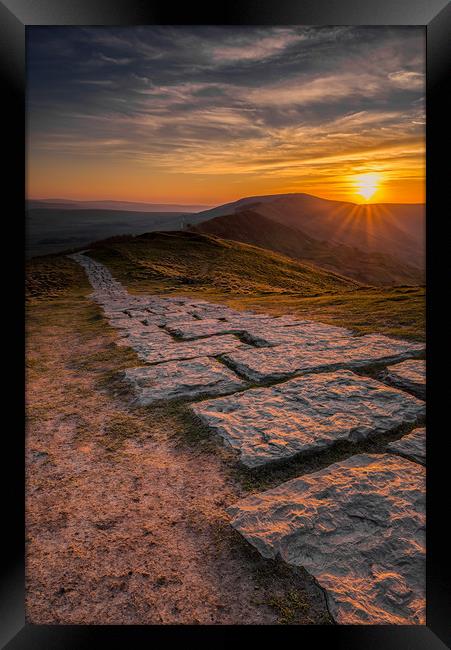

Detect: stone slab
124,356,246,405
228,453,425,624
241,321,352,347
140,334,250,364
223,334,425,382
190,370,425,467
382,359,426,397
386,427,426,465
164,319,246,340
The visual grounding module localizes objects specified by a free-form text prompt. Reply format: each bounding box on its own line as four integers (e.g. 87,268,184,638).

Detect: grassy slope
80,231,424,341
25,241,423,622
26,231,424,341
192,210,424,286
26,257,332,625
88,230,360,295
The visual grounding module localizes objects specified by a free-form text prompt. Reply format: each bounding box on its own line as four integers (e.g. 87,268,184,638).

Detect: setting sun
354,173,381,201
353,173,382,201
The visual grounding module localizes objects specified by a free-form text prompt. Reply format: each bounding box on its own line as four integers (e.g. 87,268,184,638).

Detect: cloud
98,53,134,65
27,26,425,201
388,70,424,90
208,29,305,63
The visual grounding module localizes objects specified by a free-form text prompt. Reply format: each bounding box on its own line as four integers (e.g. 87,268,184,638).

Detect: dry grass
25,241,424,624
86,234,424,341
25,270,331,625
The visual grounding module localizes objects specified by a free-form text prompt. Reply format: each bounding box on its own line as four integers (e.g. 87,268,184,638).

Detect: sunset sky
27,26,425,205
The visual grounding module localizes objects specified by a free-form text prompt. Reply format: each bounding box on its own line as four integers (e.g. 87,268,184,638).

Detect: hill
26,230,425,341
26,207,212,258
191,209,423,286
194,193,425,269
86,230,360,296
27,199,211,212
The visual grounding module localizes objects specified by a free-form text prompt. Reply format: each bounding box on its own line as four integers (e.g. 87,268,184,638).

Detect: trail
25,251,425,624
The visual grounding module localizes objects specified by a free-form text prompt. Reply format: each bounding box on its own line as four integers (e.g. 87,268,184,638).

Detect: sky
27,26,425,205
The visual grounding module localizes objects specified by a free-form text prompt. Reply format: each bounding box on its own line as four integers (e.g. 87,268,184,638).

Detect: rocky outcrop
191,370,425,467
228,453,425,624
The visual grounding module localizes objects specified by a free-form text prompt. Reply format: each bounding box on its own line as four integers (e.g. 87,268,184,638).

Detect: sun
354,172,381,201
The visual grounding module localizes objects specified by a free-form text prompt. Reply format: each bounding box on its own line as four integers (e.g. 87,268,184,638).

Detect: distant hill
191,209,424,286
194,193,425,270
26,208,212,258
27,199,211,212
88,230,360,296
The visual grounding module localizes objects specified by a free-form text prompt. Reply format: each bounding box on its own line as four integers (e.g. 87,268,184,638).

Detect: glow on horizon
26,26,426,206
353,173,382,201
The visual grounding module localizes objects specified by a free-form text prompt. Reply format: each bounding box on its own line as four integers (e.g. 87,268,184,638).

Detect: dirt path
25,267,330,624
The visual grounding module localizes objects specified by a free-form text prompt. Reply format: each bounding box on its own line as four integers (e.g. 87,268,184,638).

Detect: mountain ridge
191,192,425,275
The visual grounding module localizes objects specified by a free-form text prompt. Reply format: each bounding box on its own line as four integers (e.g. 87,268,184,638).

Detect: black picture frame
3,1,450,647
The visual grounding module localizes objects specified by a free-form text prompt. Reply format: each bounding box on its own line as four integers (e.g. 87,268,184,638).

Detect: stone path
124,357,246,406
228,453,425,625
381,359,426,398
71,251,426,625
222,334,424,382
191,370,425,468
387,427,426,465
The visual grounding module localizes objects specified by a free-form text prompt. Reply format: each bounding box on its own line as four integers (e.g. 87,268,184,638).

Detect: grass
26,255,89,299
83,232,424,341
26,235,424,625
226,286,425,341
88,230,360,295
102,413,143,452
27,233,425,341
26,272,333,624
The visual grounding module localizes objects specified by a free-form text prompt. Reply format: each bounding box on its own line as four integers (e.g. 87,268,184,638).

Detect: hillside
26,230,425,341
194,193,425,269
86,230,360,296
26,207,211,258
192,210,424,286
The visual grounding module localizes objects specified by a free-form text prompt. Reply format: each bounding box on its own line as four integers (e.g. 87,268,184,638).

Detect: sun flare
354,173,381,201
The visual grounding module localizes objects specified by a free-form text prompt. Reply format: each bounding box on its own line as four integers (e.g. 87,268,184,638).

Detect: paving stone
382,359,426,397
188,305,242,320
228,453,425,624
223,334,424,381
386,427,426,465
141,334,250,364
164,319,246,340
124,356,246,405
190,370,425,468
241,321,352,347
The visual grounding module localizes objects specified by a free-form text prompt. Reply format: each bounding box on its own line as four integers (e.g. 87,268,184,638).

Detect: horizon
27,26,425,205
28,189,425,209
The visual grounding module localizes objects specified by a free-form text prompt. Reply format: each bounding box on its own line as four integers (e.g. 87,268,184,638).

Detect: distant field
26,208,211,258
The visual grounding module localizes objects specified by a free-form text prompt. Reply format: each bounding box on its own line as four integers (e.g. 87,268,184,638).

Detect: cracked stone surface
190,370,425,467
124,357,246,405
386,427,426,465
382,360,426,398
228,453,425,624
164,319,247,340
241,321,351,347
140,335,250,364
223,334,424,382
